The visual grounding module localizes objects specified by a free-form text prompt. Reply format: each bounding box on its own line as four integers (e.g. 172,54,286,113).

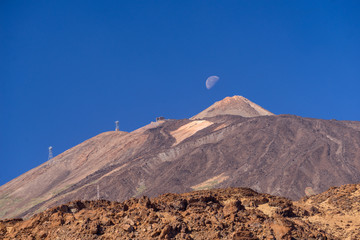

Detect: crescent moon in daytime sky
205,76,220,89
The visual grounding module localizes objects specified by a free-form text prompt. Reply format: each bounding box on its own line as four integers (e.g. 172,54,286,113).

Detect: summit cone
191,95,274,120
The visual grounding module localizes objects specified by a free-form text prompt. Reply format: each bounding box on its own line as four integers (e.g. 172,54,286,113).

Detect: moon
206,76,220,89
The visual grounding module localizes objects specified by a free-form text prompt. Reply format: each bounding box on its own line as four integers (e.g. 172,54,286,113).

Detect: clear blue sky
1,1,359,186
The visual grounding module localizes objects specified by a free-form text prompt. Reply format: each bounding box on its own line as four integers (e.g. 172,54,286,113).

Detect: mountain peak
191,95,274,119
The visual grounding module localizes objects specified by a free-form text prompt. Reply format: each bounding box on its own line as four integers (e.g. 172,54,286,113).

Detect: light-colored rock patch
170,120,213,146
191,173,228,191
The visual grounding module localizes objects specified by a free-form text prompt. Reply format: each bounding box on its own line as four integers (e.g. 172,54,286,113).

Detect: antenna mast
48,146,53,160
115,121,119,131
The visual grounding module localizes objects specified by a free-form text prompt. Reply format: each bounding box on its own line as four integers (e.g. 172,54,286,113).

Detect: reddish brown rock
0,187,346,239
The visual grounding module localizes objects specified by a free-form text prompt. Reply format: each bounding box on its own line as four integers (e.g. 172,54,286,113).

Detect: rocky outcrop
297,184,360,239
0,187,336,240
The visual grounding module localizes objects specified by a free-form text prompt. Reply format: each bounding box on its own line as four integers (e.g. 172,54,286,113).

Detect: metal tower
48,146,53,160
115,121,119,131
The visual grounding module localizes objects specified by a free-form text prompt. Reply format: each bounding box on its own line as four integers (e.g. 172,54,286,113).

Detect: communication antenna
115,121,119,131
48,146,53,160
97,184,100,200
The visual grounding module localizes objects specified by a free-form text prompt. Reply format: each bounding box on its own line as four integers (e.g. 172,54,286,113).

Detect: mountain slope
0,130,148,219
1,96,360,220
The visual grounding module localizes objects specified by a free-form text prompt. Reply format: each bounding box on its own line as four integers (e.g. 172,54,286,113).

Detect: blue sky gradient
1,1,359,185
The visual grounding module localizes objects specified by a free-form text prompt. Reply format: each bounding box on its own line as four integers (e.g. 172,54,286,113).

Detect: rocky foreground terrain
1,184,360,239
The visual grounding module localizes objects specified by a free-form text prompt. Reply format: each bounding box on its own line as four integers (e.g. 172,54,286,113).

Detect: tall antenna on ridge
48,146,53,160
115,121,119,131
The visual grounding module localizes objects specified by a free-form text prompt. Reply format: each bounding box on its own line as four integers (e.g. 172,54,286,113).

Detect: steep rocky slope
0,187,334,240
1,96,360,220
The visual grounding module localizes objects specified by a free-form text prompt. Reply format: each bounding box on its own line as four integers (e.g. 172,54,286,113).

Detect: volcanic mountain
1,95,360,220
